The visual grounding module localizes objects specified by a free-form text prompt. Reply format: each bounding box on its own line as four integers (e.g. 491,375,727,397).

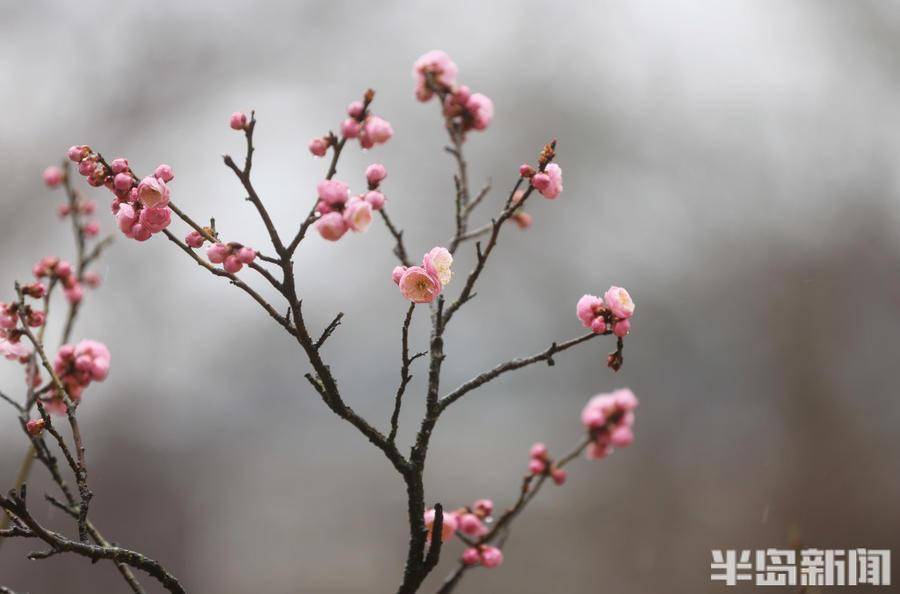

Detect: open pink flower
423,247,453,286
581,388,638,460
604,286,634,320
115,203,137,233
398,266,441,303
136,176,170,208
343,198,373,233
576,294,604,329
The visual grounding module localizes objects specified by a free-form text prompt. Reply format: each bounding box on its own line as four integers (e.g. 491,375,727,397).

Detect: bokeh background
2,1,899,592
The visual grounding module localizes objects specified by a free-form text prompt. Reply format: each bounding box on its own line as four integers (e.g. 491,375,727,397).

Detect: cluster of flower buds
519,162,563,200
527,442,568,485
44,339,111,414
44,165,102,236
576,286,635,338
68,146,174,243
206,242,257,273
392,247,453,304
33,257,83,304
314,167,386,241
461,545,504,569
423,497,497,559
308,91,394,156
580,388,639,460
412,51,494,135
0,301,45,332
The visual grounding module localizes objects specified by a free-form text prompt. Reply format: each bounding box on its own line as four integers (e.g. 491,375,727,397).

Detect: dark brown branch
379,208,413,267
223,112,287,256
314,312,344,349
161,229,296,336
439,331,602,412
389,304,417,444
0,488,183,594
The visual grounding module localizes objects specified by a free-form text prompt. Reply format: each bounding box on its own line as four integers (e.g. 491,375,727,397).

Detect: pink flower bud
84,272,101,288
551,467,568,486
609,426,634,447
54,260,73,278
115,203,137,233
28,311,46,328
230,111,248,130
114,173,133,192
68,145,89,162
613,319,631,338
317,179,350,206
365,163,387,186
207,243,229,264
82,221,100,236
308,137,329,157
236,247,257,264
110,158,129,174
78,159,94,176
392,266,407,285
462,548,481,566
529,442,548,460
576,294,603,328
364,190,385,210
185,230,205,248
26,418,45,436
341,118,361,139
64,282,84,304
459,514,487,537
465,93,494,131
154,164,174,182
223,255,243,273
590,317,607,334
138,207,171,234
364,116,393,145
528,458,546,475
42,166,63,187
531,172,550,192
347,100,365,118
315,212,349,242
130,223,152,242
480,546,503,568
519,163,535,177
472,499,493,517
57,204,71,217
535,163,563,199
512,212,533,229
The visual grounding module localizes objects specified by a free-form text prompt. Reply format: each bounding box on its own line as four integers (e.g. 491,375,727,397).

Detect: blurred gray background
2,1,899,592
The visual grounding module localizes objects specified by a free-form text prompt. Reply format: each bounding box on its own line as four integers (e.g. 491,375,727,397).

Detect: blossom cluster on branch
1,50,642,594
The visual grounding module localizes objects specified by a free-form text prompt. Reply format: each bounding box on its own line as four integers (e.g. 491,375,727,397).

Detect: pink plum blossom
392,266,406,285
43,166,63,187
343,198,373,233
316,212,349,241
413,50,458,101
185,230,205,248
317,179,350,207
364,191,385,210
230,112,247,130
154,164,174,182
363,116,393,146
604,286,635,320
308,137,329,157
462,548,481,566
423,247,452,286
398,266,441,304
138,207,171,234
136,176,170,208
581,388,639,460
480,546,503,568
466,93,494,130
532,163,563,199
365,163,387,187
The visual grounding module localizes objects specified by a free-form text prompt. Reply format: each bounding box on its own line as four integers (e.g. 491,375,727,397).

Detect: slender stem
389,304,418,444
379,209,413,267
